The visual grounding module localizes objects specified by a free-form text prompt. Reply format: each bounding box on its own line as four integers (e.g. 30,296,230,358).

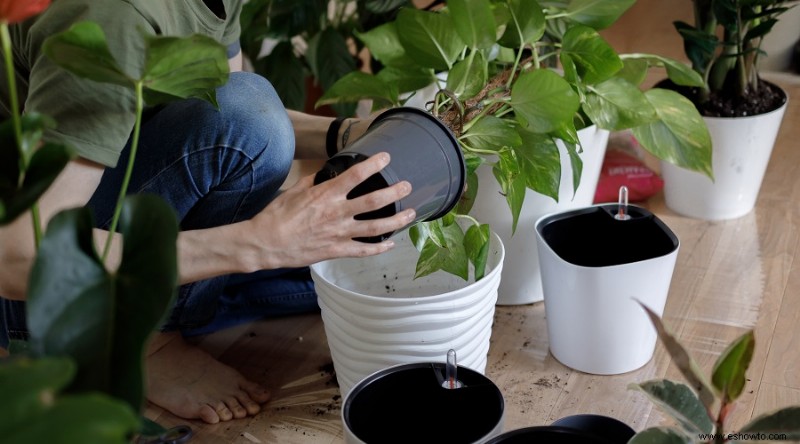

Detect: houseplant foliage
629,304,800,443
673,0,795,117
239,0,411,117
317,0,714,280
1,4,229,441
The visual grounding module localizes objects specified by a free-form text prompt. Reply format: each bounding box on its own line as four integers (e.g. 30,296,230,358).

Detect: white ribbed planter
310,230,504,397
470,125,610,305
661,89,788,220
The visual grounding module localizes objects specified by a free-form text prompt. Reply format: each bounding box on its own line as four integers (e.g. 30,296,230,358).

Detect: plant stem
1,23,43,247
102,81,144,261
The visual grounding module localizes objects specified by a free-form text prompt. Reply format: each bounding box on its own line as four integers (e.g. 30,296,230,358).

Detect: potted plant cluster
0,1,230,441
628,304,800,443
315,0,714,300
239,0,412,117
659,0,795,220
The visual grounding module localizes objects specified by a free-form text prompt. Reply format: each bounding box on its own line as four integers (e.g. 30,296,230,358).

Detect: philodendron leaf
355,22,415,67
461,115,521,152
630,379,714,435
564,0,637,30
142,33,229,106
396,8,465,70
414,222,468,280
511,69,580,134
583,77,658,131
464,223,490,281
447,0,497,50
4,143,74,224
627,427,693,444
317,71,399,109
737,406,800,441
616,58,649,87
27,195,178,413
631,88,713,179
377,66,436,96
42,21,133,88
563,139,582,197
711,330,755,403
637,301,718,413
0,357,140,444
560,25,622,84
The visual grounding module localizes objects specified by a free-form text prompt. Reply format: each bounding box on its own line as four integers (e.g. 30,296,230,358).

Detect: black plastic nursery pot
342,362,504,444
485,414,635,444
314,107,466,243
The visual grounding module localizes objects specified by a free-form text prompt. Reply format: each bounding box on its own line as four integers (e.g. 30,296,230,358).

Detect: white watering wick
615,186,631,221
443,349,463,389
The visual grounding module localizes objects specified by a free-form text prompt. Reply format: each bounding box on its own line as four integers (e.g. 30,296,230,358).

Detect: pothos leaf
414,222,468,281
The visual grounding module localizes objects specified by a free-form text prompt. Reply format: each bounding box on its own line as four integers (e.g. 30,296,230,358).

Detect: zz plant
0,5,229,442
317,0,714,281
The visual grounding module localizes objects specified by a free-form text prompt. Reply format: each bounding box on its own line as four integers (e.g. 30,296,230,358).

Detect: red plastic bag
594,148,664,203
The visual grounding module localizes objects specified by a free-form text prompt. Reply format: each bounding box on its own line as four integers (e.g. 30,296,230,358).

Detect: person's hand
247,152,415,269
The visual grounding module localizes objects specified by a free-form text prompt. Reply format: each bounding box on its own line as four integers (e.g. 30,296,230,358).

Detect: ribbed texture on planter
310,231,504,397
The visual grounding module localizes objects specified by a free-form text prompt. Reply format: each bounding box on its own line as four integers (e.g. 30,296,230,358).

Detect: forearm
287,110,366,159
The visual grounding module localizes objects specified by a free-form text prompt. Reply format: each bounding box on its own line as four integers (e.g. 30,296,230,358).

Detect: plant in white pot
659,0,795,220
316,0,714,304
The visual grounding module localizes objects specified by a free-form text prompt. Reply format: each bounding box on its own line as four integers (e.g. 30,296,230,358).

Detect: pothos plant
673,0,796,117
0,2,229,441
630,304,800,443
317,0,715,281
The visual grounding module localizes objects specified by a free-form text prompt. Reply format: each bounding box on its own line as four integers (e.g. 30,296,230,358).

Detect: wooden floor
144,2,800,442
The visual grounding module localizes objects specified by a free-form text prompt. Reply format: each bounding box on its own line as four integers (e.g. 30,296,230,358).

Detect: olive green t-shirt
0,0,242,167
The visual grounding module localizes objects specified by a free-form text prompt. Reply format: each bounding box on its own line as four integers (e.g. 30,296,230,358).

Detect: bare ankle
146,331,182,357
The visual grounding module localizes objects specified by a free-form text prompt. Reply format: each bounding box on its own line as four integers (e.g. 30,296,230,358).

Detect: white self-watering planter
535,204,679,375
310,230,504,397
660,89,788,220
342,362,505,444
471,125,610,305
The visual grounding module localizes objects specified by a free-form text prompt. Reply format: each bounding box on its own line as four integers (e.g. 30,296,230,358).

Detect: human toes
198,404,221,424
241,379,271,404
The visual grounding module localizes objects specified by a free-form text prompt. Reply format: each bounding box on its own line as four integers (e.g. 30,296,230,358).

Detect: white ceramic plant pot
660,92,788,221
535,204,680,375
310,229,504,397
470,125,610,305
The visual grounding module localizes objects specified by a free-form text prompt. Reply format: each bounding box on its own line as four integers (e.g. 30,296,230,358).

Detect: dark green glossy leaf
628,427,693,444
493,150,526,233
254,41,307,111
637,301,718,412
314,28,358,117
711,330,755,402
630,379,714,435
448,0,497,49
583,77,658,130
631,89,713,179
365,0,409,14
27,195,178,412
461,115,521,151
454,169,479,214
447,50,488,99
317,71,399,109
511,69,579,133
0,358,140,444
498,0,545,47
739,406,800,439
42,21,133,88
564,139,582,197
142,34,229,106
397,8,465,70
564,0,637,30
673,21,717,72
561,25,622,84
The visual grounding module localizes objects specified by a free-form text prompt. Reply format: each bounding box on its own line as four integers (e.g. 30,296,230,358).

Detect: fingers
329,152,391,192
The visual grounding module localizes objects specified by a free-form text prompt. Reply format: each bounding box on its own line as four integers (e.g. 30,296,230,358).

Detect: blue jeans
1,72,319,348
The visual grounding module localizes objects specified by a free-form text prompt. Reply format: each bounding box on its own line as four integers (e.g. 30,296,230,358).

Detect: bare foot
145,332,271,424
